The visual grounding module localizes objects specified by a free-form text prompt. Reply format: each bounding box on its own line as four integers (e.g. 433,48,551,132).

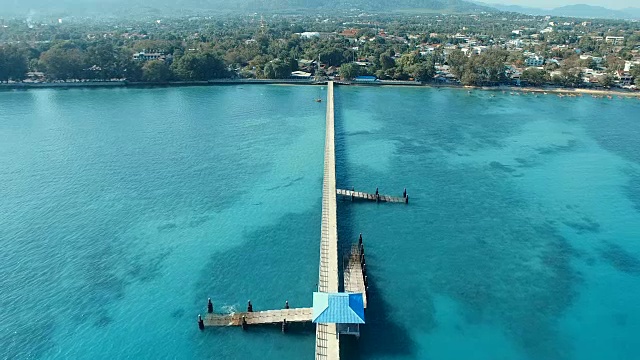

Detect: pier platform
344,244,368,309
203,308,313,327
337,189,408,204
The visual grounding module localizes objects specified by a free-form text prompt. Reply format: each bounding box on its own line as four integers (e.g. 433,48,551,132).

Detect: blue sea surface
335,87,640,360
0,86,324,359
1,85,639,360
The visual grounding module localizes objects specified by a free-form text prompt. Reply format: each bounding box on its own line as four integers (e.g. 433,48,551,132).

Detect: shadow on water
194,207,320,311
341,273,417,359
624,168,640,213
192,207,321,358
213,321,316,337
334,86,592,360
334,87,417,358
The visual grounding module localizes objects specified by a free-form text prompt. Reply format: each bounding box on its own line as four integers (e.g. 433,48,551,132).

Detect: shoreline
465,85,640,98
1,79,638,97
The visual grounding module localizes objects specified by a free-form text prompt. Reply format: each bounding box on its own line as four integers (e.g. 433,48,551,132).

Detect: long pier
198,82,390,359
316,80,341,360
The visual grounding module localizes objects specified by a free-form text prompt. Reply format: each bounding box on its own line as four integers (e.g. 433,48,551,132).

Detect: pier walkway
203,308,313,327
316,80,340,360
337,189,408,204
344,244,368,309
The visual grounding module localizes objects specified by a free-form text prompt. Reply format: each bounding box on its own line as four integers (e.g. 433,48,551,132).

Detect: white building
298,32,320,39
605,36,625,45
525,56,545,67
624,60,639,72
290,71,312,79
580,55,603,64
508,39,523,48
132,51,172,62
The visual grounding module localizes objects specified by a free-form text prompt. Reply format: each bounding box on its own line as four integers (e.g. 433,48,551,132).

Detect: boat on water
315,98,322,102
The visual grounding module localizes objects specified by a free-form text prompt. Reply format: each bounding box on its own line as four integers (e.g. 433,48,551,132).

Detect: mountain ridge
2,0,492,17
484,2,640,20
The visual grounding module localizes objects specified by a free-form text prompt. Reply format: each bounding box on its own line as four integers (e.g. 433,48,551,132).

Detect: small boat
315,98,322,103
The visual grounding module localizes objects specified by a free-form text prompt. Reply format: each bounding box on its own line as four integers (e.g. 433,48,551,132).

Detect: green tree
142,60,173,82
460,70,478,86
319,48,345,67
0,46,28,82
605,56,625,72
379,53,394,70
446,49,468,80
521,68,550,86
630,66,640,85
86,42,117,80
263,59,292,79
172,51,227,81
410,59,436,83
339,63,360,80
396,52,420,70
39,45,87,80
552,68,583,88
598,74,615,88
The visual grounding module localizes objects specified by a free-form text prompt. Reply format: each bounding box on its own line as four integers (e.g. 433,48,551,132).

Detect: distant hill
551,4,640,19
483,2,640,20
3,0,492,17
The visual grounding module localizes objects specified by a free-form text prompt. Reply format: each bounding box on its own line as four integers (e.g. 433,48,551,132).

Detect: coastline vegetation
0,12,638,88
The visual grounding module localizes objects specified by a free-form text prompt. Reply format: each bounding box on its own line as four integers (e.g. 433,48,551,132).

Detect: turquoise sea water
1,85,639,360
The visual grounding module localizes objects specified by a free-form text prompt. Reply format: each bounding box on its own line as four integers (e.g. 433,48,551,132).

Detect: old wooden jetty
343,242,368,309
336,188,409,204
203,307,313,327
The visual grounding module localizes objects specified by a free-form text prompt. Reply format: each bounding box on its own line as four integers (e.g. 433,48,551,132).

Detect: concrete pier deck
316,81,340,360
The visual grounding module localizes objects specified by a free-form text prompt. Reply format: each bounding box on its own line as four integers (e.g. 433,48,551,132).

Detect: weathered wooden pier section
337,188,409,204
344,235,368,309
198,82,407,359
201,299,312,328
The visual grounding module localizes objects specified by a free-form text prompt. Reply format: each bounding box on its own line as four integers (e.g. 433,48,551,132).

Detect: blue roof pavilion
312,292,365,324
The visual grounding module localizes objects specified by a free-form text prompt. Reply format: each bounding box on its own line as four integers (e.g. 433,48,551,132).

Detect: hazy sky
498,0,635,9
